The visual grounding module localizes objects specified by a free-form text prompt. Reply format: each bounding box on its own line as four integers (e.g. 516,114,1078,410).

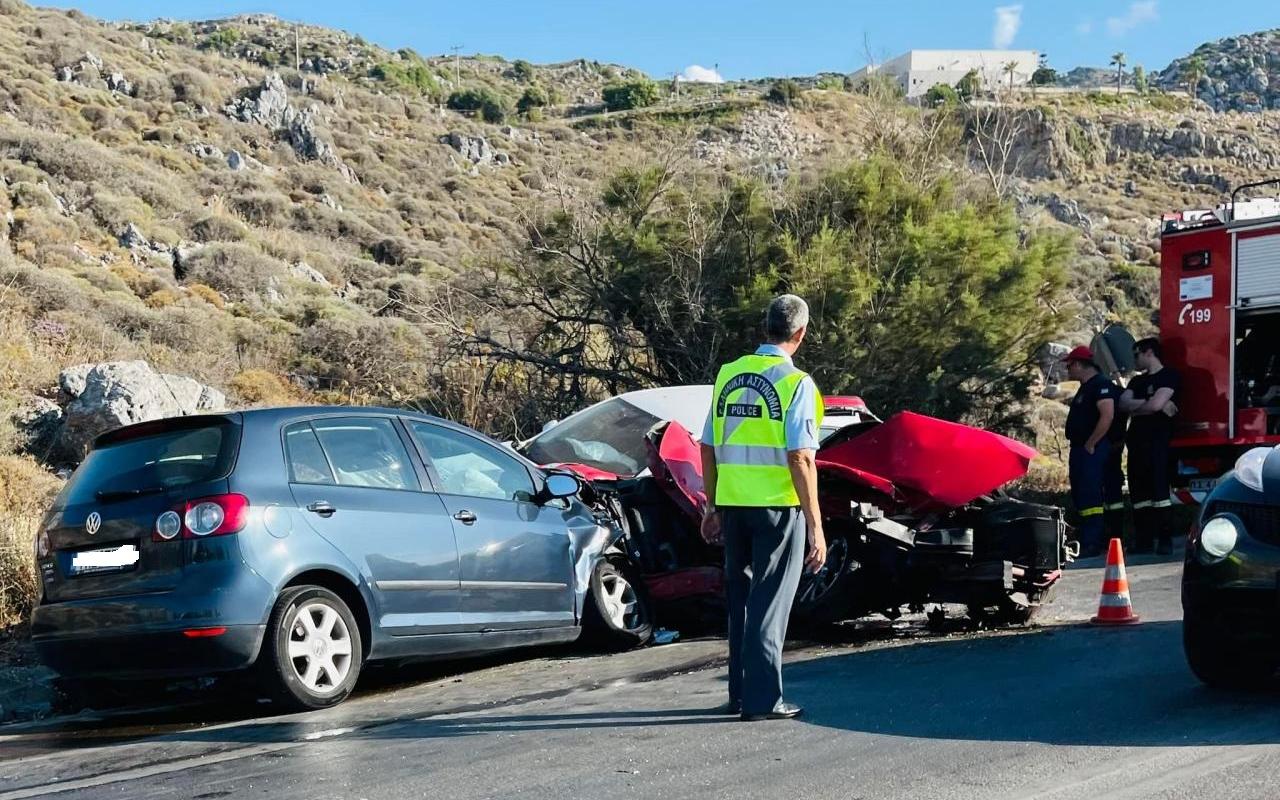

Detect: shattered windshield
523,397,662,476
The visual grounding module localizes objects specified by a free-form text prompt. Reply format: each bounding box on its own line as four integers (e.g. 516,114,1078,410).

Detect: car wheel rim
798,538,848,606
287,601,353,695
601,570,640,631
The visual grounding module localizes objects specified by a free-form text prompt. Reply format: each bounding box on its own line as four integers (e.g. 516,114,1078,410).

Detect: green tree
1132,64,1148,95
373,60,442,99
1110,51,1126,95
511,59,536,83
602,79,660,111
956,69,982,101
766,79,802,106
450,156,1071,432
815,75,846,92
447,88,510,123
923,83,960,107
517,84,550,114
1182,56,1206,99
1002,61,1019,94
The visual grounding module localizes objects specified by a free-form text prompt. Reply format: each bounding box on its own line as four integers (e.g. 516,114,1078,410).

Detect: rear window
56,420,239,507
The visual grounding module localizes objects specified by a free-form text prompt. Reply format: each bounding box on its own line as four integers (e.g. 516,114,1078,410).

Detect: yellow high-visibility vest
710,353,823,507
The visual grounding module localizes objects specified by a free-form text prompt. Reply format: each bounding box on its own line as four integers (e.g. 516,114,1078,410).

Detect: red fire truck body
1158,190,1280,504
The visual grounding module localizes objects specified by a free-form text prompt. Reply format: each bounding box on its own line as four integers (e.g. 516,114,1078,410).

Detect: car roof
94,405,487,448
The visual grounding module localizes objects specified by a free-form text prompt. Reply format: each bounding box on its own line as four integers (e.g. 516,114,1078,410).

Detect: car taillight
153,494,249,541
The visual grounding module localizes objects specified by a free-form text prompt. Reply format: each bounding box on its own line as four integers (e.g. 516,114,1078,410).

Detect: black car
1182,445,1280,687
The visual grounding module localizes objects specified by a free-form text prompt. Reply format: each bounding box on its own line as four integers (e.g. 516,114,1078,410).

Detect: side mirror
540,472,581,503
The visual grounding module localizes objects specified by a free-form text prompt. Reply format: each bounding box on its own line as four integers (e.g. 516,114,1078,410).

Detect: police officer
1062,346,1117,559
700,294,826,722
1119,337,1181,554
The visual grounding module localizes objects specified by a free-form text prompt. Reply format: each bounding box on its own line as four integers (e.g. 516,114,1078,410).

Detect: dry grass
0,455,62,627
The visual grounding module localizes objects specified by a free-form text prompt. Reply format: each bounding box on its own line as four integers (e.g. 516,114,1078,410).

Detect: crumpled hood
817,411,1037,508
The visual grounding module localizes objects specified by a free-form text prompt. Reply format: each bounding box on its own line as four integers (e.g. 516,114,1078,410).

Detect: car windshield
56,421,239,507
523,398,662,476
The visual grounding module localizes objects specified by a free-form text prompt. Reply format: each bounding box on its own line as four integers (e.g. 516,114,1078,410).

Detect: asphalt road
4,546,1279,800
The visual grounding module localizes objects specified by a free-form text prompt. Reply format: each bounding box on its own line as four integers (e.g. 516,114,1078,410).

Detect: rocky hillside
2,0,1280,631
1158,29,1280,112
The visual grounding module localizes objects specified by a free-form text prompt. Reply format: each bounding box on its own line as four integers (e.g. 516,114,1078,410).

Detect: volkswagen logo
85,512,101,536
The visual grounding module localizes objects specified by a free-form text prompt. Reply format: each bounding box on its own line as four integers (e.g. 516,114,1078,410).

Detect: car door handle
453,510,477,525
307,501,337,517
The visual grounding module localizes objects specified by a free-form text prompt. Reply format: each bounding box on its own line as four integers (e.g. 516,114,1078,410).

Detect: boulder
10,397,63,459
223,72,291,128
106,72,132,96
227,149,246,171
290,261,330,287
441,132,511,168
54,362,226,462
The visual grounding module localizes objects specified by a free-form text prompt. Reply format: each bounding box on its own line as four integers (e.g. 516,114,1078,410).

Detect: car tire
792,535,856,629
1183,613,1277,690
260,586,363,711
583,558,653,649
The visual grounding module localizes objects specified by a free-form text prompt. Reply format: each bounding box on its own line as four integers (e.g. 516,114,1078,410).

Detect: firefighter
1120,337,1182,554
699,293,826,721
1062,346,1117,559
1103,368,1130,545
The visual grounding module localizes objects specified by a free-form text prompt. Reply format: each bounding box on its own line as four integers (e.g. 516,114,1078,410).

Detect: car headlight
1233,446,1275,493
1199,515,1240,562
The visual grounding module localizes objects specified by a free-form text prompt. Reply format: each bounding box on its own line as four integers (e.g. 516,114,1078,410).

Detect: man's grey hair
765,294,809,342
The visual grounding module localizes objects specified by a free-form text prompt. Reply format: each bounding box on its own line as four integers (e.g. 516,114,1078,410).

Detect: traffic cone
1091,538,1140,625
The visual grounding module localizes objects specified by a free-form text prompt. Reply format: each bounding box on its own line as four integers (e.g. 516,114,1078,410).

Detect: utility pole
450,44,463,87
714,62,720,98
294,25,301,72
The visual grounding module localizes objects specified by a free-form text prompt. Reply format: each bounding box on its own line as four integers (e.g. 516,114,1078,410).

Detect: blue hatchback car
31,407,652,709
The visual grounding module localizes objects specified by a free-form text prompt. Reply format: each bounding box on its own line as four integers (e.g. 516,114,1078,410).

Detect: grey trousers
722,506,805,715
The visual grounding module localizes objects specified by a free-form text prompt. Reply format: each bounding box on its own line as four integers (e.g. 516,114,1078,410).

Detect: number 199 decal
1178,303,1212,326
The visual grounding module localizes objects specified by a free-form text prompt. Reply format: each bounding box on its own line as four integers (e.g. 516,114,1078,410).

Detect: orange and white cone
1091,537,1140,625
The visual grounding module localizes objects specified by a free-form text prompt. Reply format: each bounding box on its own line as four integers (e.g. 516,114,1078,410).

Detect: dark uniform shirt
1066,373,1117,447
1126,367,1181,441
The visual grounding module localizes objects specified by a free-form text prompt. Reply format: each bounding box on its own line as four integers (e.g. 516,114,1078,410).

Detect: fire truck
1127,179,1280,505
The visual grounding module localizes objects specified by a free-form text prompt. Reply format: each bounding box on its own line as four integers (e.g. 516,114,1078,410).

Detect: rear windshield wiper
94,486,166,502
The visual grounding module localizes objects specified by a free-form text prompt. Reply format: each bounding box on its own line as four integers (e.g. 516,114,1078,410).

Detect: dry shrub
190,213,248,243
0,455,62,626
179,243,287,301
187,283,226,309
144,288,181,308
230,191,290,227
230,369,304,406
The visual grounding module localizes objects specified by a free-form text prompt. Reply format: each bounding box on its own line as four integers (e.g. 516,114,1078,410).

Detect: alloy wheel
600,570,640,630
287,601,354,694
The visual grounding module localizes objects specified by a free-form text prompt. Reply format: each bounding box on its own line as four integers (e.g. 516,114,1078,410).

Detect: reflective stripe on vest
711,353,823,508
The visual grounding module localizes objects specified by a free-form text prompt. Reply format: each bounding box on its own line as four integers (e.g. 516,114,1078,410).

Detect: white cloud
1106,1,1158,36
679,64,724,83
992,4,1023,49
1076,19,1094,35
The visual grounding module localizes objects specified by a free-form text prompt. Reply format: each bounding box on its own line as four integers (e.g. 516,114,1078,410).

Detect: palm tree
1182,56,1207,100
1110,52,1127,95
1002,61,1018,96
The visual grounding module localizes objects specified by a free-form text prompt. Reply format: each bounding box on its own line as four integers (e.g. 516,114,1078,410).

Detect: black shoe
1155,539,1173,556
741,702,803,721
715,699,742,715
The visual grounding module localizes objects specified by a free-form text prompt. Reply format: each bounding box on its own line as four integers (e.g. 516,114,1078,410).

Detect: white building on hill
852,50,1039,99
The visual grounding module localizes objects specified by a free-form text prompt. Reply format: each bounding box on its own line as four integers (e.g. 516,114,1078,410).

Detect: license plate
70,544,140,576
1189,478,1217,493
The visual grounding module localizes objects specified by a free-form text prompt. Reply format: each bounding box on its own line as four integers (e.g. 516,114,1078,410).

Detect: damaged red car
518,386,1072,641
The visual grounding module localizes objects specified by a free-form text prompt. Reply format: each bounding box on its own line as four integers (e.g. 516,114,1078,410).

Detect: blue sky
44,0,1280,80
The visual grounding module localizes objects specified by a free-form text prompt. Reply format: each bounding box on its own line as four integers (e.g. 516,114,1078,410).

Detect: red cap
1060,345,1095,363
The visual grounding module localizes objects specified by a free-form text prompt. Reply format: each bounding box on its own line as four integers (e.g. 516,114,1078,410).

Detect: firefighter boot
1154,506,1174,556
1104,507,1126,545
1131,507,1154,554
